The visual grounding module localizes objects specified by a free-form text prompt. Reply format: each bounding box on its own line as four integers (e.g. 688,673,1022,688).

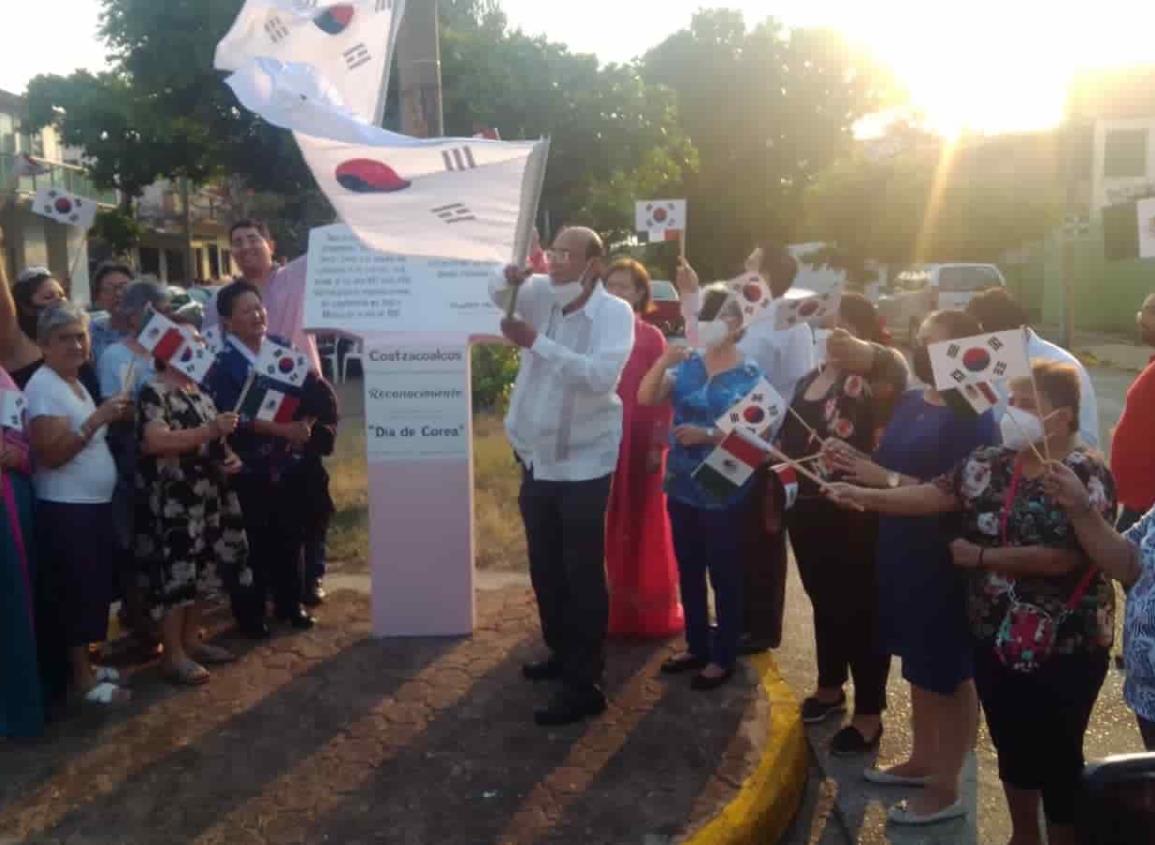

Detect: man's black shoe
277,609,316,630
302,580,326,608
737,634,774,656
238,619,270,639
533,687,607,726
522,658,563,682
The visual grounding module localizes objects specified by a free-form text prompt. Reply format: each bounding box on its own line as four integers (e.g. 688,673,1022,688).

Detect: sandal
82,682,131,706
162,660,210,687
188,643,236,666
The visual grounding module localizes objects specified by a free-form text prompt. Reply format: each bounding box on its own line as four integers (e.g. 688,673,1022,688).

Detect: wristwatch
885,471,901,489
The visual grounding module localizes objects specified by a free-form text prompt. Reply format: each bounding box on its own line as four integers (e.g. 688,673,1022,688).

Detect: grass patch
322,413,526,571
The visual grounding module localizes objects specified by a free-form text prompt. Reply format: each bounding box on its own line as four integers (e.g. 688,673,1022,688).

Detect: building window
207,244,221,279
165,249,186,284
1104,129,1148,178
139,247,160,277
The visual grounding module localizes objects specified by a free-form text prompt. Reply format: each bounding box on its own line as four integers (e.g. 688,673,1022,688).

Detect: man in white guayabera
492,226,634,727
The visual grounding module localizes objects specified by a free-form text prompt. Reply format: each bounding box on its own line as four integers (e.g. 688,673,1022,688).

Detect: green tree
640,10,897,278
801,126,1063,277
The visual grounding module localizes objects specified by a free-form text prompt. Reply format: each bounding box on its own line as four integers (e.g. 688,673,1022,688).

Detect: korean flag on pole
170,340,216,385
635,199,686,243
294,128,550,263
256,339,310,389
727,272,775,327
716,378,786,438
774,288,842,331
32,187,97,229
214,0,406,125
928,329,1031,391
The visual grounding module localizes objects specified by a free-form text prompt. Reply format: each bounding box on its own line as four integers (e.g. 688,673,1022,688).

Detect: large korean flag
295,130,550,263
214,0,405,124
928,329,1031,391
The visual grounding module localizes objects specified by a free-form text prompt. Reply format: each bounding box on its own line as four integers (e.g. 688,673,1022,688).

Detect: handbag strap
999,457,1024,546
1064,565,1099,611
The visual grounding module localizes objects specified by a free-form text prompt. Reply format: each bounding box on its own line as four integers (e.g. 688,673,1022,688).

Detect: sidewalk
0,573,791,845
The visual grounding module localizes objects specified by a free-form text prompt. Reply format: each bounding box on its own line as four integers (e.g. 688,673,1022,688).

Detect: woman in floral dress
777,292,890,756
827,362,1116,841
136,330,250,686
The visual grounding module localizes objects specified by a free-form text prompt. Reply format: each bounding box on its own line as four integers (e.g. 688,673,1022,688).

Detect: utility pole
396,0,444,139
180,175,195,285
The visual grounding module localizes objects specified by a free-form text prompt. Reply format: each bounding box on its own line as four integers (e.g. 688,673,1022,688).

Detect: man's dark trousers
518,468,613,691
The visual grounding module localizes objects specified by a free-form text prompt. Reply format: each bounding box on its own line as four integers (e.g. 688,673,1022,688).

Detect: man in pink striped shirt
202,219,321,374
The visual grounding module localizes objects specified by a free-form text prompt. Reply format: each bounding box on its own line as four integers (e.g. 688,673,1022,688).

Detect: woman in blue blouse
638,286,767,691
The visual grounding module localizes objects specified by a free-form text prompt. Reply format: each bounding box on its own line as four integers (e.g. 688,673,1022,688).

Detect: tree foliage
800,126,1064,278
639,10,897,279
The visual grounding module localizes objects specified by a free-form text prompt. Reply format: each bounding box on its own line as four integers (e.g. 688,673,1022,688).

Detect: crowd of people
494,227,1155,839
0,219,337,731
3,216,1154,839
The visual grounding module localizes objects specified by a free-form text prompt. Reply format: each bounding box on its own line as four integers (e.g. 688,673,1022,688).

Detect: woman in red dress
603,259,683,637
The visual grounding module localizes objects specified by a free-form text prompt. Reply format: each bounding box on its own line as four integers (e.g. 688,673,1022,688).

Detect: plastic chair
341,338,364,383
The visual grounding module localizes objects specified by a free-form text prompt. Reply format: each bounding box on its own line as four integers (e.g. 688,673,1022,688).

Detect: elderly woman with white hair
24,302,133,706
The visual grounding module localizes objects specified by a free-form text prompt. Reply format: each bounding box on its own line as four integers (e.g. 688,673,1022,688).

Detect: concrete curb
684,653,808,845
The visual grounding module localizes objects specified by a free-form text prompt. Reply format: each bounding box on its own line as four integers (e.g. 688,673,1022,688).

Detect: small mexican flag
772,463,799,510
692,428,769,501
237,377,300,424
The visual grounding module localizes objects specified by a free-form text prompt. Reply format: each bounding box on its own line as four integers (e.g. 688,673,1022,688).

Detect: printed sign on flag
1,389,27,431
774,289,841,331
716,378,786,438
138,309,186,362
727,272,775,327
928,329,1031,391
691,428,769,502
635,199,686,243
256,339,310,388
31,187,98,229
214,0,407,125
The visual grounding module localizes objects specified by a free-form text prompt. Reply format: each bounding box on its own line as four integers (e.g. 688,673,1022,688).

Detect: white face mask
1000,406,1046,451
549,280,585,308
698,320,730,350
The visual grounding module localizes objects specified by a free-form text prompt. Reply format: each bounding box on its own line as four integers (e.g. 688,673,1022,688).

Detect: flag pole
786,406,822,447
234,369,255,415
1022,326,1051,462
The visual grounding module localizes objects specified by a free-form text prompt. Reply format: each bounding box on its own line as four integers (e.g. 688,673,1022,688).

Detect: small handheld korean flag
727,272,774,327
774,289,841,331
256,339,309,388
12,154,50,178
170,340,216,384
201,326,225,356
716,377,786,438
635,199,686,243
1,389,27,431
138,309,187,362
32,187,98,229
692,428,770,502
928,329,1031,391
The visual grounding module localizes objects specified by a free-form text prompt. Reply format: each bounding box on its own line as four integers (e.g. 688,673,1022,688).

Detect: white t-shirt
24,365,117,504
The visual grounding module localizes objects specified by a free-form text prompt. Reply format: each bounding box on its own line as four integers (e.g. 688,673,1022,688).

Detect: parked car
644,279,685,338
876,263,1006,343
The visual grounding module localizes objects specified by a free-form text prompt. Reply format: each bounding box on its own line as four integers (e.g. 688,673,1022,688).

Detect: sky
4,0,1155,136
